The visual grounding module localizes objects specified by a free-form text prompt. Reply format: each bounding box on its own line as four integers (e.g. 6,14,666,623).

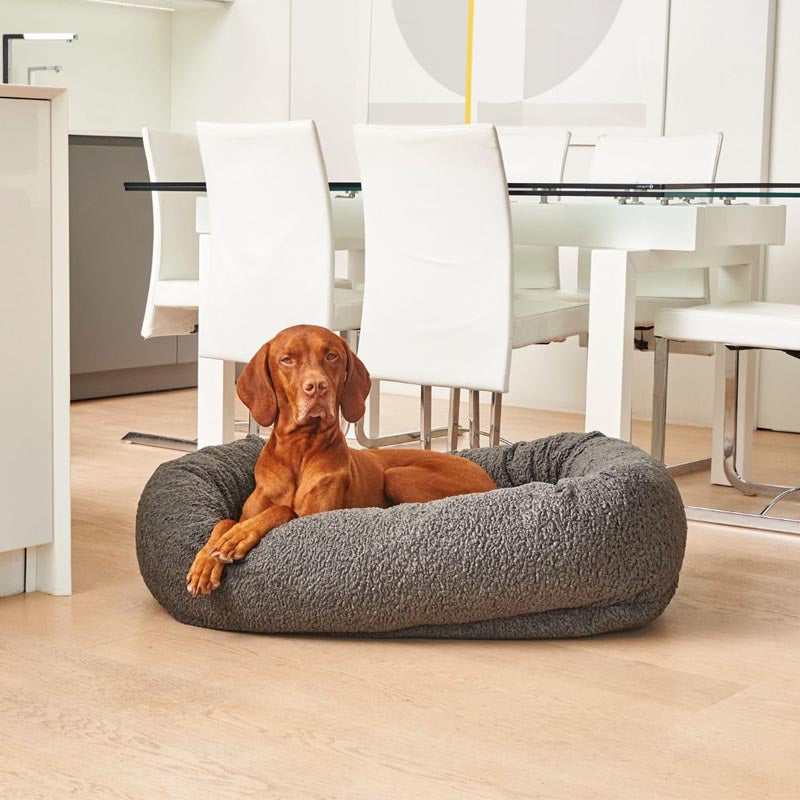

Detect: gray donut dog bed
136,432,686,639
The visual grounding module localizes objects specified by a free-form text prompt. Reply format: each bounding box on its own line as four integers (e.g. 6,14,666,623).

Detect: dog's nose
302,376,328,397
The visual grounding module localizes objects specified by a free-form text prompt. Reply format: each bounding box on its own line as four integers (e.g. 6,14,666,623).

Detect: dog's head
237,325,370,430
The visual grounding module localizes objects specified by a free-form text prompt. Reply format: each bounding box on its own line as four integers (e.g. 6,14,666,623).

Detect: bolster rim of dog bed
135,432,687,639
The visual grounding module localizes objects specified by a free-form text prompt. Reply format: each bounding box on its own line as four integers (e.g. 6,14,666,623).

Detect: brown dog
186,324,497,596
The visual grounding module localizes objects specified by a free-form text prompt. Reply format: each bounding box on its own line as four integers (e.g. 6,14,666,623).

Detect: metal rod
121,432,196,452
761,487,800,515
684,505,800,535
667,458,713,478
448,388,461,452
651,336,669,462
489,392,502,447
420,385,432,450
122,181,800,202
469,390,480,448
721,347,799,500
354,418,464,449
123,180,800,193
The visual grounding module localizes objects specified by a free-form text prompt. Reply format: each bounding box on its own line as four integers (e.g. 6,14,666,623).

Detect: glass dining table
125,180,800,532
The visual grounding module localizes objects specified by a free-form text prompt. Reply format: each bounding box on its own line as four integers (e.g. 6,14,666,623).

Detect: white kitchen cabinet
0,86,71,597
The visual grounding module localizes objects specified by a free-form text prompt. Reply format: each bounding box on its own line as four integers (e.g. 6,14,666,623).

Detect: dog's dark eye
325,352,339,361
280,356,294,366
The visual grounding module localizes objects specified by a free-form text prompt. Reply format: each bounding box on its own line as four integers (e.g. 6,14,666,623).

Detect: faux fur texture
136,432,686,639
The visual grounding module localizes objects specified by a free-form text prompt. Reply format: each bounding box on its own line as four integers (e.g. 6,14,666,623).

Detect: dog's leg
383,460,496,505
186,518,237,597
210,505,296,565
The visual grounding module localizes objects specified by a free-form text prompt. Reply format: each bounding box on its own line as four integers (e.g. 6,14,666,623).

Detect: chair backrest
353,124,513,393
590,132,723,299
590,133,722,185
496,127,571,184
140,128,203,338
196,120,334,363
497,127,571,290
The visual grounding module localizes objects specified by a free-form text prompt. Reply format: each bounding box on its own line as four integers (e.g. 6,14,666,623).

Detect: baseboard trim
71,363,198,401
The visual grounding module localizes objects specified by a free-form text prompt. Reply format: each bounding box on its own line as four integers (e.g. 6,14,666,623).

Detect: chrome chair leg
656,342,799,512
650,335,712,477
489,392,502,446
469,389,481,448
354,384,468,449
354,417,457,448
448,388,461,451
248,413,259,436
420,385,432,450
721,347,799,503
651,336,669,462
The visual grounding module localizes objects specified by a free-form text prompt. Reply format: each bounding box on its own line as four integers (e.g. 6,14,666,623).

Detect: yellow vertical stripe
464,0,475,123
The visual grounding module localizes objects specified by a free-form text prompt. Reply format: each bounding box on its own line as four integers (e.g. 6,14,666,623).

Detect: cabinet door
0,97,54,551
69,137,178,375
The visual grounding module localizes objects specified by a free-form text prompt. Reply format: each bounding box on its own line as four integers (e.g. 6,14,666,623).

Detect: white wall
289,0,371,181
0,0,171,133
759,0,800,432
170,0,290,131
93,0,793,430
283,0,800,430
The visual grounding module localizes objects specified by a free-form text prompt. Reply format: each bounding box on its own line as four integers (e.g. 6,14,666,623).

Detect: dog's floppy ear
340,341,371,423
236,342,277,427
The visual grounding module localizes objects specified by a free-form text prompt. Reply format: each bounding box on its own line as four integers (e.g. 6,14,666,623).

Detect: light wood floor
1,389,799,799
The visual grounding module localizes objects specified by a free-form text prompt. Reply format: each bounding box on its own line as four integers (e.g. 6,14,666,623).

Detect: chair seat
567,289,705,328
655,301,800,351
633,295,706,327
153,279,200,308
332,287,363,332
512,290,589,348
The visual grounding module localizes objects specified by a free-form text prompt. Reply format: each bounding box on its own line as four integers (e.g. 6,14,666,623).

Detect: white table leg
366,379,381,439
347,249,365,288
345,249,378,439
585,249,637,440
711,251,759,485
197,357,235,449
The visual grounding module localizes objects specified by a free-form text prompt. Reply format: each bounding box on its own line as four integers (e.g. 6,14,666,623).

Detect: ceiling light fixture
21,33,79,41
87,0,175,10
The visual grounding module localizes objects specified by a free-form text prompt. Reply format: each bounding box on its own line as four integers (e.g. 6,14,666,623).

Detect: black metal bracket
2,34,24,84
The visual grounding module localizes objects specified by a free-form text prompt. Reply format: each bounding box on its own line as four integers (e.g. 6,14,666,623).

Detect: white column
585,249,637,440
343,251,379,443
195,228,235,449
197,358,236,449
346,249,365,288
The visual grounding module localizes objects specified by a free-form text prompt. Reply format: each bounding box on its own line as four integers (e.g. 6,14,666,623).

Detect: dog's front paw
186,550,225,597
210,524,257,563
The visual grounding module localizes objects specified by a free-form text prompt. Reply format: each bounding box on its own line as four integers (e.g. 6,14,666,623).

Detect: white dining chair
651,301,800,530
352,123,589,450
496,127,571,291
579,133,724,332
195,120,363,412
123,128,204,451
139,128,203,340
